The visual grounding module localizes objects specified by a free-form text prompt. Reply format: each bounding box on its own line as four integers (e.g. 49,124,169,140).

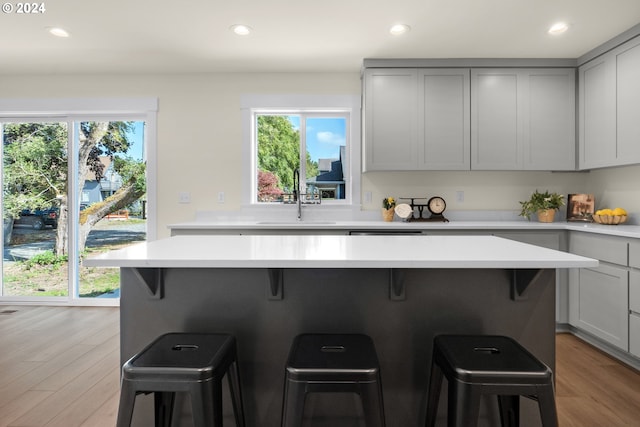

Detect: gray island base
85,235,596,426
121,267,556,427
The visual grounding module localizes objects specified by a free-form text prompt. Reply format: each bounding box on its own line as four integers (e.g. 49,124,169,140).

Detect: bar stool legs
282,333,386,427
425,335,558,427
116,333,245,427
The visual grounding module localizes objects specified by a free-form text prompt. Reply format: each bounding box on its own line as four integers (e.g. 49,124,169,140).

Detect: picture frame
567,194,595,222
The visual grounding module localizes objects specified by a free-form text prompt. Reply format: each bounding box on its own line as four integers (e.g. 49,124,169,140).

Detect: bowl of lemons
592,207,628,225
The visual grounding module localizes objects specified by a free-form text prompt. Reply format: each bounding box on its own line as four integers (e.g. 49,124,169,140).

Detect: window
256,113,348,203
242,95,360,207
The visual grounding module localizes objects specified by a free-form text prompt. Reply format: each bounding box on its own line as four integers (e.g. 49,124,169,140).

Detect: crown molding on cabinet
578,22,640,66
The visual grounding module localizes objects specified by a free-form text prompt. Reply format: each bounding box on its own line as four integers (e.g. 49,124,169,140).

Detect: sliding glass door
1,118,148,302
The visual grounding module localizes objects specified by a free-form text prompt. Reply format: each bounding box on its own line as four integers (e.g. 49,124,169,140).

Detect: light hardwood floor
0,305,639,426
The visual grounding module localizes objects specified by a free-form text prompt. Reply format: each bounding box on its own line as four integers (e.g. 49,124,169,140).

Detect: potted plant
519,190,565,222
382,197,396,222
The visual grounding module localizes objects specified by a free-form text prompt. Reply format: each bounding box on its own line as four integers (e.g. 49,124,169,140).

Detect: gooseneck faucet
293,168,302,221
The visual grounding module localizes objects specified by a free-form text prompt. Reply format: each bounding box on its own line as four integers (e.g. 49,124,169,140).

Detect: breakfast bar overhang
85,235,597,427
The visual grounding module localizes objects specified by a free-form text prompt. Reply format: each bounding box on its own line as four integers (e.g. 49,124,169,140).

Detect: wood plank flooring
0,305,639,426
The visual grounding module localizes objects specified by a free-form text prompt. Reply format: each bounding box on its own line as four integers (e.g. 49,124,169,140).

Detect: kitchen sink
256,221,336,225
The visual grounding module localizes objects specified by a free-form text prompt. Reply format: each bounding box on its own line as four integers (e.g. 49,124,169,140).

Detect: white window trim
241,94,361,210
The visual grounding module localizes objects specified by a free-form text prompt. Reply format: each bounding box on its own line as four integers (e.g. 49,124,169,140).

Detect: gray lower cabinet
569,263,629,350
569,232,630,351
629,241,640,358
471,68,575,171
630,270,640,358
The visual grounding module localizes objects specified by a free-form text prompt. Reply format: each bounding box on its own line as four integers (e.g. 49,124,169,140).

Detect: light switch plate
178,192,191,204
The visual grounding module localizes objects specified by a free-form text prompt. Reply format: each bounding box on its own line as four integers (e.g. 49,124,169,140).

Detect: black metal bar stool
116,333,246,427
281,333,386,427
425,335,558,427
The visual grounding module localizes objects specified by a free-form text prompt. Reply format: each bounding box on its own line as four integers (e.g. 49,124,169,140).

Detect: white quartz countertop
84,235,597,269
168,219,640,239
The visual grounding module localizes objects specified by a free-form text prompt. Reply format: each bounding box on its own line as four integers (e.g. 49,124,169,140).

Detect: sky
287,116,346,161
121,121,145,161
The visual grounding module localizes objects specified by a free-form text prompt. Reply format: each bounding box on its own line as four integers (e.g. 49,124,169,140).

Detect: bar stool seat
425,335,558,427
282,333,386,427
116,333,245,427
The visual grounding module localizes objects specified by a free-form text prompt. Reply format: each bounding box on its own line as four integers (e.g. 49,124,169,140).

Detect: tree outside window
255,113,347,203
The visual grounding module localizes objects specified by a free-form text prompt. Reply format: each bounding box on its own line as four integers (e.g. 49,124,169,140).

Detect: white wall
584,164,640,213
1,72,638,238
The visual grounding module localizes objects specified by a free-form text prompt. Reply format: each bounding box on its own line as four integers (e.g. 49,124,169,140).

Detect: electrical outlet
364,191,372,204
178,192,191,204
217,191,225,203
456,191,464,203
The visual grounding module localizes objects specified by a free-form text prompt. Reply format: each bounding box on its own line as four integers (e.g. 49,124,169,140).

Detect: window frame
242,94,361,209
254,110,350,204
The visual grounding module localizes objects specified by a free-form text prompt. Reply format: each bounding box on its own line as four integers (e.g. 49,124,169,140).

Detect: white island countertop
84,235,597,269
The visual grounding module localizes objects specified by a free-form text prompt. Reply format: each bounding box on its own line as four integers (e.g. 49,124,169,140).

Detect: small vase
537,209,556,223
382,208,394,222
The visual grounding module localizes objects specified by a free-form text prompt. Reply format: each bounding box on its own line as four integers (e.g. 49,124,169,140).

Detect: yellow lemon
612,207,627,216
600,208,613,215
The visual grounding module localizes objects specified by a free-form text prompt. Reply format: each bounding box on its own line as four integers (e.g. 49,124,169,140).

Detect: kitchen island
85,235,597,427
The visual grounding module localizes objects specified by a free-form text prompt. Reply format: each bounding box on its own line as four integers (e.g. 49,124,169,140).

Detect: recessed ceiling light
48,27,70,38
230,24,252,36
390,24,411,36
548,22,569,35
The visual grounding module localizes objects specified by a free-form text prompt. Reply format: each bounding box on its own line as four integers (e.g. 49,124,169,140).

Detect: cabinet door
524,69,576,170
631,314,640,358
630,270,640,358
569,263,629,351
363,68,418,171
631,269,640,314
616,36,640,165
578,56,617,169
417,69,470,170
471,69,521,170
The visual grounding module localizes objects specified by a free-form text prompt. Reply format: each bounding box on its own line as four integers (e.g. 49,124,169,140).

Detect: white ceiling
2,0,640,75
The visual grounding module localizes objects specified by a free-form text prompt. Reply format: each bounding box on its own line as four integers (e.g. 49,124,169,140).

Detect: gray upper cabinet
364,65,575,172
363,68,418,171
363,68,469,171
471,68,576,170
579,56,617,169
616,37,640,165
471,69,520,170
526,70,576,170
417,69,470,170
579,34,640,169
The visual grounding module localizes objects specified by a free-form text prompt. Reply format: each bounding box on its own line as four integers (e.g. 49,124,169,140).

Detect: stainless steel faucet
293,169,302,221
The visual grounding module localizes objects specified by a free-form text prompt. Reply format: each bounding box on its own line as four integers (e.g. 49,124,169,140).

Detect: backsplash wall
361,170,588,213
362,165,640,221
